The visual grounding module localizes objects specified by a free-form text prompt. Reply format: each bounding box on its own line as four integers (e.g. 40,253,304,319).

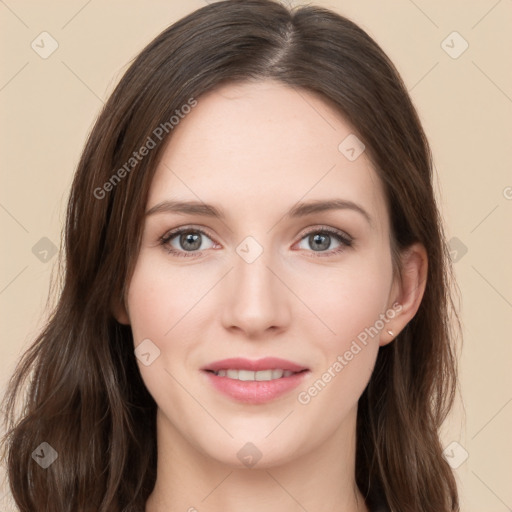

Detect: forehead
148,79,389,232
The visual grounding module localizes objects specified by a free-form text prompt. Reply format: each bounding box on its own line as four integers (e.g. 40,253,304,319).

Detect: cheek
293,267,390,427
295,256,393,346
126,254,204,342
125,253,220,386
125,257,201,416
292,255,392,402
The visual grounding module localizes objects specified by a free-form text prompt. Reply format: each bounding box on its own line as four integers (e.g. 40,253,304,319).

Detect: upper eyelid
161,225,216,243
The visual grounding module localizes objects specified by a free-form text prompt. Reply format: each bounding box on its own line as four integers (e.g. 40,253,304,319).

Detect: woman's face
119,79,402,468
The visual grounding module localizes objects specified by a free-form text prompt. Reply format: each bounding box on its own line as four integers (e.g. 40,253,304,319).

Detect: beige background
1,1,511,510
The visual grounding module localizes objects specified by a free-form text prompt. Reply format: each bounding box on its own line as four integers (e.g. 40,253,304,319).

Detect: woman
1,1,461,510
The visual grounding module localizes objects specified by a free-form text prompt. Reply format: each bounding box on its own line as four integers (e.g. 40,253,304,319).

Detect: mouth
205,368,304,380
201,357,310,404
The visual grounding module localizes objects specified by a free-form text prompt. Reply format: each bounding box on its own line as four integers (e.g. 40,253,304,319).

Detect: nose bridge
220,234,290,335
235,240,275,297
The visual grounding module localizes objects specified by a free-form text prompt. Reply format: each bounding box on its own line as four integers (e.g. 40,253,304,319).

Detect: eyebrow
145,198,373,227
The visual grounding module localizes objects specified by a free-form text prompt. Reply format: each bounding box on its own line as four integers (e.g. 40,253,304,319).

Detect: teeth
271,369,283,379
257,370,273,381
238,370,255,381
213,369,296,381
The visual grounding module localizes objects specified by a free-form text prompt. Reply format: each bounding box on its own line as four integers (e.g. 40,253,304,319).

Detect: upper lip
202,357,308,373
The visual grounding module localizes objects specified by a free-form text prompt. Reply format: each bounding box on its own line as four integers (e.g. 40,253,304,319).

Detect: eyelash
158,225,353,259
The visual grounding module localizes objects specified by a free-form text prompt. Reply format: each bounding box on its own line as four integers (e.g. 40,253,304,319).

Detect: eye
159,225,353,258
295,226,353,257
159,227,216,258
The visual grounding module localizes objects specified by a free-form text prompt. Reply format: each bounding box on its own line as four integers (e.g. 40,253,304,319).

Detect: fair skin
114,79,427,512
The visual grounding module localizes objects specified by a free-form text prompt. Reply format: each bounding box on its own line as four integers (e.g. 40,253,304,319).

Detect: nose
220,244,292,339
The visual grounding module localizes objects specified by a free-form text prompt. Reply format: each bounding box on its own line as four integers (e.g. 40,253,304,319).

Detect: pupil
311,233,329,251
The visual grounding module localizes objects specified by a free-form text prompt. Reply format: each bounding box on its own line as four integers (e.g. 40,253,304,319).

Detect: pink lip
202,357,308,373
201,357,309,404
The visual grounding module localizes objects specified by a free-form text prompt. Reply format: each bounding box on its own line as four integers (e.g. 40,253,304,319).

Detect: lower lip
203,370,309,404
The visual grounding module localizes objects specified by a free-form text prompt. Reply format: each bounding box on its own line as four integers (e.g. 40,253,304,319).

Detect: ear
380,242,428,347
111,295,131,325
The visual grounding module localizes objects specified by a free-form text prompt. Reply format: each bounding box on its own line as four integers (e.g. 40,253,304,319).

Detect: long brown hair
1,1,461,510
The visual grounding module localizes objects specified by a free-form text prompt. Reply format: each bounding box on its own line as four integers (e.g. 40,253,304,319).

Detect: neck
145,407,369,512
